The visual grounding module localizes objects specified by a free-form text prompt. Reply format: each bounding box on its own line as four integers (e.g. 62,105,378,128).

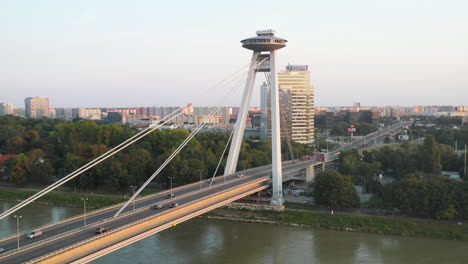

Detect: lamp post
169,177,175,198
130,186,137,211
13,215,22,250
243,160,246,176
198,170,203,190
81,197,88,227
464,144,467,178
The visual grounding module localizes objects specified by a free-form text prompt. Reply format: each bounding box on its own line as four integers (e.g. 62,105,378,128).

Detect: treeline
0,116,311,192
325,135,467,219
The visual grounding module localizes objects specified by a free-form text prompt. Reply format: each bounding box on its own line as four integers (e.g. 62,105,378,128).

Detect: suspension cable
0,60,259,221
209,129,234,186
113,57,267,217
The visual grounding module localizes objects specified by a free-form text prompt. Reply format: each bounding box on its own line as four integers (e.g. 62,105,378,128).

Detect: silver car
26,230,43,239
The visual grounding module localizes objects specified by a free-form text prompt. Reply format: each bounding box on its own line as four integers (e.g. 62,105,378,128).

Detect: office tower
260,82,271,140
24,97,50,118
278,65,315,144
0,103,13,116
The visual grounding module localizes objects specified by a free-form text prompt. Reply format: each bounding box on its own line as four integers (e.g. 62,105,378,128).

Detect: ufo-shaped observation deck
241,30,287,51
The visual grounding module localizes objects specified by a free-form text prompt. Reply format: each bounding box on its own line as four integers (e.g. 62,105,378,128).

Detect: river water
1,201,467,264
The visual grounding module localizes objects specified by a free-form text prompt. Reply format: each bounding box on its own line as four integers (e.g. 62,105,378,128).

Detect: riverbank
201,208,468,241
0,188,126,208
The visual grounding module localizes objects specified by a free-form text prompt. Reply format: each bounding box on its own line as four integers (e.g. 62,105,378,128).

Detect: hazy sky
1,0,467,108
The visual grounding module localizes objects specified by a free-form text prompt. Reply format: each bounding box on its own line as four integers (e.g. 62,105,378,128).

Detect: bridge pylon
224,30,287,205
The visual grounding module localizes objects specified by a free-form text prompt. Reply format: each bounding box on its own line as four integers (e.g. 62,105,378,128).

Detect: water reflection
0,201,82,238
94,220,468,264
1,201,467,264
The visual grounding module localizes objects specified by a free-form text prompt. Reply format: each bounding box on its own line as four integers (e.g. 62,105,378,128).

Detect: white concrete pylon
269,50,284,205
225,30,287,205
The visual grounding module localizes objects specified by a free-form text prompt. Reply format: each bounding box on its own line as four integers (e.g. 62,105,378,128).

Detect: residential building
24,97,49,118
0,103,13,116
13,108,25,116
77,108,102,120
56,108,74,120
48,108,56,118
462,116,468,127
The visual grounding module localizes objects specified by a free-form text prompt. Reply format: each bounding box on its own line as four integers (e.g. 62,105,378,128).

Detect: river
1,201,467,264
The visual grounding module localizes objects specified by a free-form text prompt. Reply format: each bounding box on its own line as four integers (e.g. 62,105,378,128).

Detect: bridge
0,28,412,264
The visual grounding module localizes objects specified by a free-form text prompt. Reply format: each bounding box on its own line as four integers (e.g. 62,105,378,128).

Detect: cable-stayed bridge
0,29,411,263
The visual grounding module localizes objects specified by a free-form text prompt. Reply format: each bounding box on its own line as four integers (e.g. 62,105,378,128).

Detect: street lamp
198,170,203,190
169,177,175,198
81,197,88,227
130,186,137,211
243,160,246,176
13,215,22,250
464,144,467,177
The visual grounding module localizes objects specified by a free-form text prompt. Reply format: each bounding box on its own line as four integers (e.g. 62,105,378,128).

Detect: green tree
420,135,441,174
313,170,359,209
25,149,53,184
124,148,152,186
110,160,129,193
8,154,28,185
6,136,25,154
338,149,360,175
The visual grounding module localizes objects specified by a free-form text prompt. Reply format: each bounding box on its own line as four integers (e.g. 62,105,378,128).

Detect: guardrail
24,177,269,264
0,171,248,246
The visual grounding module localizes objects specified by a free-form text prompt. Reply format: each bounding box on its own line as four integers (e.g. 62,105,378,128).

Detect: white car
26,230,43,239
237,173,244,178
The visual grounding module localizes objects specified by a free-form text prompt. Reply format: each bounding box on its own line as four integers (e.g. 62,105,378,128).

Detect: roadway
0,160,318,264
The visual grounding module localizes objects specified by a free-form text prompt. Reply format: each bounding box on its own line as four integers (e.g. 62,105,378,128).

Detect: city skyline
2,0,468,107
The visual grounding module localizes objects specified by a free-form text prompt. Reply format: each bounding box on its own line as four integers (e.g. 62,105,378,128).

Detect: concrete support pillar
305,164,315,183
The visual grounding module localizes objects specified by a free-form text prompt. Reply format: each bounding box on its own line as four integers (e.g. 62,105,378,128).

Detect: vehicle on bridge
166,193,175,199
0,247,5,253
301,155,312,161
170,203,179,208
153,204,164,210
25,230,42,239
237,173,244,178
95,227,108,234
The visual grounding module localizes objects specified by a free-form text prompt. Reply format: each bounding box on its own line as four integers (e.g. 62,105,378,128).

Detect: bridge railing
24,176,270,264
1,172,267,261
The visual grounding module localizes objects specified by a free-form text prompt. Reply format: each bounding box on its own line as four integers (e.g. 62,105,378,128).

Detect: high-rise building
260,82,271,140
0,103,14,116
24,97,49,118
278,65,315,144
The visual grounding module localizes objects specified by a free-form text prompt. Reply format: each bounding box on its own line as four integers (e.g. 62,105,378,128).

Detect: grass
0,189,126,208
207,208,468,241
284,202,319,211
